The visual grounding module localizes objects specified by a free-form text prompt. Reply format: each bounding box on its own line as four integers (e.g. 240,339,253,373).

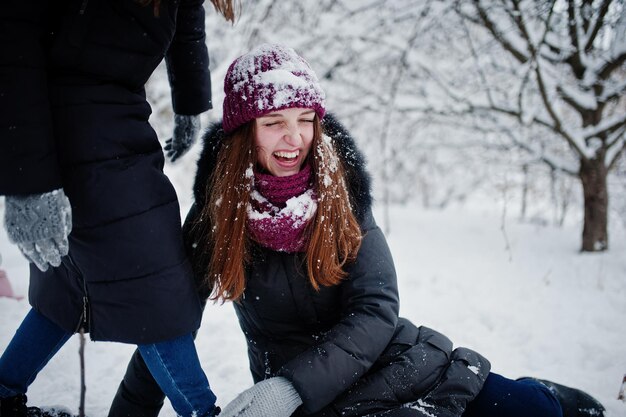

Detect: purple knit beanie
222,44,326,133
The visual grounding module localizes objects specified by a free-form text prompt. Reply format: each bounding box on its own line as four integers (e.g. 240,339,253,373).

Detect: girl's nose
283,123,303,145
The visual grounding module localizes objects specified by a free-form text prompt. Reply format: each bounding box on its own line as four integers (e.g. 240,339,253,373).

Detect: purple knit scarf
247,165,317,253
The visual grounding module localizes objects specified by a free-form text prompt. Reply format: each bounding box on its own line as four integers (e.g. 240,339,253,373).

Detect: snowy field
1,199,625,417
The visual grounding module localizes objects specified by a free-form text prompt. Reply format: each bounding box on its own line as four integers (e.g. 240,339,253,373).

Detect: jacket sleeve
165,0,212,116
0,1,63,196
278,209,400,414
182,202,214,300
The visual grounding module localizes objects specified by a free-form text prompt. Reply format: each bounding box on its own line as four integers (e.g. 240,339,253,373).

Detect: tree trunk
579,157,608,251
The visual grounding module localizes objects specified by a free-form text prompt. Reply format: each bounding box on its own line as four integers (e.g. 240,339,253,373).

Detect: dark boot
1,394,27,417
27,405,75,417
108,349,165,417
0,395,74,417
524,378,605,417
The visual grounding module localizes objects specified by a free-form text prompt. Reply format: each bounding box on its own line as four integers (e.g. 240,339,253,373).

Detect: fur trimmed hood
192,113,373,223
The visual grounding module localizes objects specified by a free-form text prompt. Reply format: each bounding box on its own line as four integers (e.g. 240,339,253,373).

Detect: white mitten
220,377,302,417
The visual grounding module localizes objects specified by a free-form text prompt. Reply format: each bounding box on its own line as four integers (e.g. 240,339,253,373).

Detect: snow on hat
222,43,326,133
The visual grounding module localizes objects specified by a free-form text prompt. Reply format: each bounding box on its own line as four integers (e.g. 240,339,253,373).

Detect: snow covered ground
1,198,625,417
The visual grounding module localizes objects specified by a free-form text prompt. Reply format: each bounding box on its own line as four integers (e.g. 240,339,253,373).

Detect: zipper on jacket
68,255,92,337
77,295,89,334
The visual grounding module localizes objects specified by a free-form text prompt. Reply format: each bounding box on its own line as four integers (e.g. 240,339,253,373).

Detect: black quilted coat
0,0,211,343
184,115,492,416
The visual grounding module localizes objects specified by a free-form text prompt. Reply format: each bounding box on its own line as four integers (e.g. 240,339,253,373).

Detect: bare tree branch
607,132,626,171
399,96,565,145
379,18,422,234
582,112,626,141
461,17,497,107
245,0,277,49
535,61,590,160
471,0,529,63
600,79,626,103
542,34,569,64
557,83,597,114
506,0,589,161
79,329,87,417
584,0,612,52
426,109,579,175
501,129,579,176
346,0,385,18
516,0,558,120
566,0,586,79
598,50,626,81
510,0,535,52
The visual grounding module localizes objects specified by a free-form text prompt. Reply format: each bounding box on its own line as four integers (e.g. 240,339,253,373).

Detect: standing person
114,44,607,417
0,1,237,416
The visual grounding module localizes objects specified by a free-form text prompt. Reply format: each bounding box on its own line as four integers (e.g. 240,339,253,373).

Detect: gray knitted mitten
164,113,201,162
4,189,72,272
220,377,303,417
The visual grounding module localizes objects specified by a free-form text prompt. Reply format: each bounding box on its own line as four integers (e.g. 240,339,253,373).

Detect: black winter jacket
185,115,491,416
0,0,211,343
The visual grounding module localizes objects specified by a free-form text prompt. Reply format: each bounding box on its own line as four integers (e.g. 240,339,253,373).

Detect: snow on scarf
246,165,317,253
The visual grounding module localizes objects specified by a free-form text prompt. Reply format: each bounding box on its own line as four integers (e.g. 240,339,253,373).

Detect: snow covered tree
157,0,623,242
448,0,626,251
201,0,463,233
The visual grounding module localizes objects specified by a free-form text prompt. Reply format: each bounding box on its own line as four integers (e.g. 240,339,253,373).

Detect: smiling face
254,108,316,177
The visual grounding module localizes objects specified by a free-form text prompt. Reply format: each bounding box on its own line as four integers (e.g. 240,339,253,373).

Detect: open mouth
273,150,299,163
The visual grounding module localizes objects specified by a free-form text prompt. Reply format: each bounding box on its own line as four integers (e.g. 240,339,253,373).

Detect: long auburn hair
136,0,238,21
195,116,363,302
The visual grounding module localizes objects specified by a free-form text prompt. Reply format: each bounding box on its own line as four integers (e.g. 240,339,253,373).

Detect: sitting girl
111,44,605,417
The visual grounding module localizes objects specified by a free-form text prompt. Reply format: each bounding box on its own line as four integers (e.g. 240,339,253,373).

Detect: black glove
164,113,201,162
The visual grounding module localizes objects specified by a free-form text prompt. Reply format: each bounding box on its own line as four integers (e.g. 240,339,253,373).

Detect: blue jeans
0,309,72,398
462,372,563,417
377,372,563,417
0,309,217,417
138,334,217,417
